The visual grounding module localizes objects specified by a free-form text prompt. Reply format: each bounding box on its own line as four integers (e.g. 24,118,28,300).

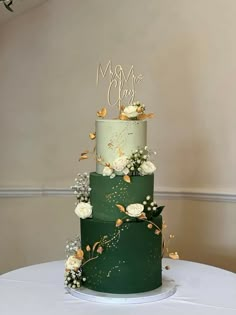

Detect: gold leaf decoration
154,229,161,235
147,113,154,118
116,204,126,213
136,106,144,113
97,107,107,118
119,113,129,120
138,212,147,220
169,252,180,260
96,246,103,254
137,113,147,120
123,175,131,183
79,155,88,161
86,245,91,252
76,249,84,260
89,132,96,140
79,150,89,161
81,150,89,155
137,113,154,120
115,218,123,227
92,241,100,252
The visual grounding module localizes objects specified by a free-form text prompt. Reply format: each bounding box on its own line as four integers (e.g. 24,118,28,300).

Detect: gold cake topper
96,61,143,112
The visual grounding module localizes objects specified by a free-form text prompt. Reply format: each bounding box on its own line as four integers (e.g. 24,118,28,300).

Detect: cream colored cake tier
96,119,147,174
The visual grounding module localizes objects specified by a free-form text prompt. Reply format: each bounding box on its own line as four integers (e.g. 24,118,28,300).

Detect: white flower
75,202,92,219
112,156,128,173
123,167,129,175
123,105,139,118
102,166,113,176
65,255,82,270
139,161,156,175
126,203,144,217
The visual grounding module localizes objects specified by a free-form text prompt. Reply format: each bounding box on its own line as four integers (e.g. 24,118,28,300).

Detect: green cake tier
81,216,162,294
96,119,147,174
90,172,154,221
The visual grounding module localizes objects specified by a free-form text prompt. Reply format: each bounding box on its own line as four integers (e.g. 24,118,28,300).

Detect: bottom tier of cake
80,216,162,294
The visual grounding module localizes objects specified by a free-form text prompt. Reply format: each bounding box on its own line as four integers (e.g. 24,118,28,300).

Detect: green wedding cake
64,62,177,294
65,102,166,294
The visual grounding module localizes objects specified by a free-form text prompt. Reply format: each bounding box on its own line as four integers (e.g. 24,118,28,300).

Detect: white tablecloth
0,259,235,315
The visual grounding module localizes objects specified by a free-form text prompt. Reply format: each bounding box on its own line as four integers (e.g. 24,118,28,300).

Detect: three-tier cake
65,102,165,294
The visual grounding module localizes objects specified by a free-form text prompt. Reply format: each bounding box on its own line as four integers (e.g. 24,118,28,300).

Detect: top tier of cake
96,119,147,174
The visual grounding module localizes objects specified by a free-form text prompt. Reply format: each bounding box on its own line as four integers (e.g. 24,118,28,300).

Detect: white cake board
67,277,176,304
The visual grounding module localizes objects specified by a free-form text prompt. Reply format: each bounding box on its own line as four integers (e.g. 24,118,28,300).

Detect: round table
0,259,235,315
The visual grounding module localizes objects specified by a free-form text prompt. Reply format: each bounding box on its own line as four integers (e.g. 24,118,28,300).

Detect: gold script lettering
96,61,143,112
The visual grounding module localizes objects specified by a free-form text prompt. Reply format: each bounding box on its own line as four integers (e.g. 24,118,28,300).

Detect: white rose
126,203,144,217
75,202,92,219
139,161,156,175
103,166,113,176
123,105,138,118
112,156,128,172
65,255,82,270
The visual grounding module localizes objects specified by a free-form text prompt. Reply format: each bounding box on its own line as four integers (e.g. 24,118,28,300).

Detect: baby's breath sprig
142,195,165,220
126,146,156,176
64,268,86,289
71,172,91,203
65,236,81,258
126,148,148,175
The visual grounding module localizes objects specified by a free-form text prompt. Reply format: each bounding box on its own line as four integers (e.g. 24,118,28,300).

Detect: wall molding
0,187,235,202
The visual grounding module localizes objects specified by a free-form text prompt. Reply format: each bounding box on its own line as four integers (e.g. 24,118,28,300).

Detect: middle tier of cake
90,172,154,221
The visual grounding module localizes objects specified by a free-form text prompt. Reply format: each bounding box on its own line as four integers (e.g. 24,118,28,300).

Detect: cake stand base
67,277,176,304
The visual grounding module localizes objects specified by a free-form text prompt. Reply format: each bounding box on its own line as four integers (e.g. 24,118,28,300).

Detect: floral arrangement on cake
64,91,179,291
64,231,121,289
119,102,154,120
71,172,93,219
102,146,156,180
115,196,179,261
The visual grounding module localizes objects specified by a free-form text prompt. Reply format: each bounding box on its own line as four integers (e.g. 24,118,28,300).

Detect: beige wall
0,0,235,274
